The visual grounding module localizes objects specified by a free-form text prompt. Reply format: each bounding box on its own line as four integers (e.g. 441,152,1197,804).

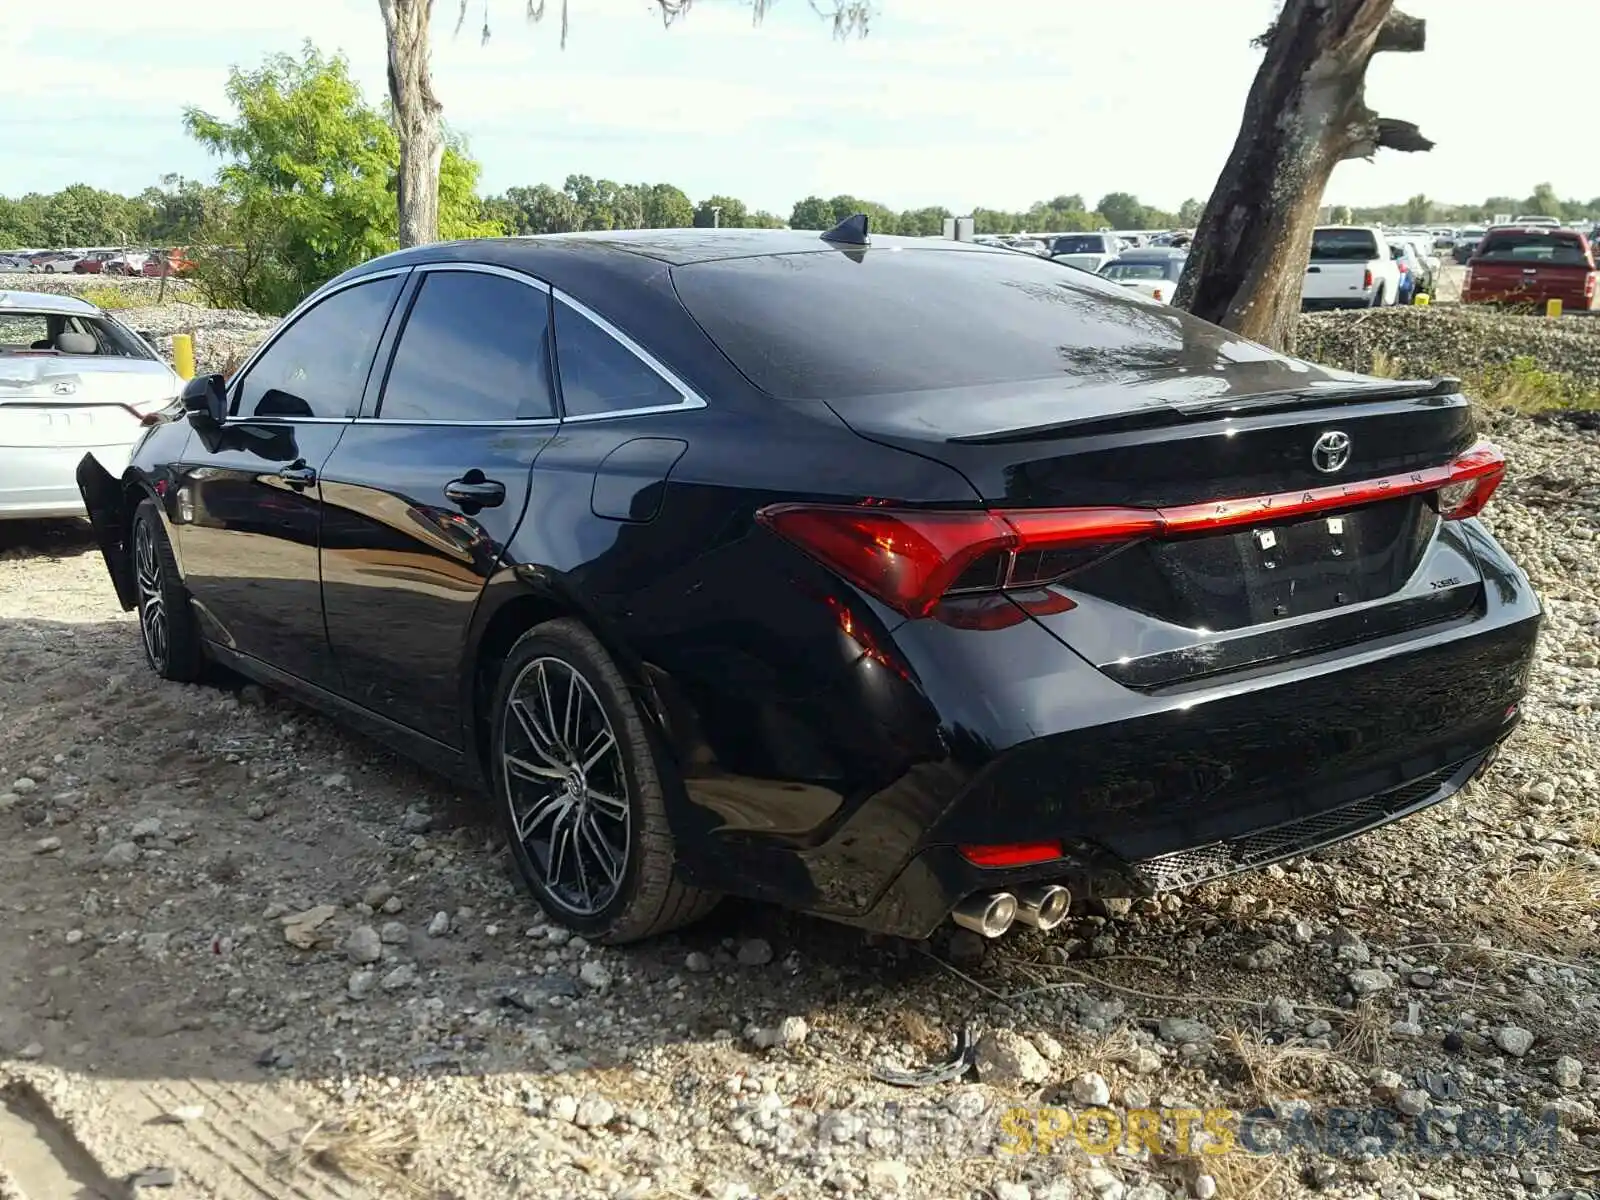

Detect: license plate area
1070,496,1438,631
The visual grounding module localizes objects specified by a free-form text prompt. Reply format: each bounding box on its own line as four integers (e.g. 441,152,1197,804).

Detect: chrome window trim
412,261,552,292
551,288,707,421
352,417,560,428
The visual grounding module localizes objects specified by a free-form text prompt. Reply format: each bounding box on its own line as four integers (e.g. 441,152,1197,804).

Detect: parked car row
0,247,194,277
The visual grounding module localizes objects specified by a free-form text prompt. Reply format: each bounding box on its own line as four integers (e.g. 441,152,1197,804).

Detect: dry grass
1468,861,1600,953
1218,1028,1334,1100
1200,1149,1296,1198
273,1119,429,1196
1337,999,1389,1066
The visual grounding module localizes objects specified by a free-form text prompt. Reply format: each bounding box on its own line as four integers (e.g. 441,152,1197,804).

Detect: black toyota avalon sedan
78,223,1540,944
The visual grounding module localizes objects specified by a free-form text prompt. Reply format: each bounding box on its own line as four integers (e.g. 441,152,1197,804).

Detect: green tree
694,195,750,227
1096,192,1146,230
897,205,952,236
183,43,492,313
1177,197,1203,225
1522,182,1562,218
1403,193,1431,224
789,195,834,229
642,183,694,228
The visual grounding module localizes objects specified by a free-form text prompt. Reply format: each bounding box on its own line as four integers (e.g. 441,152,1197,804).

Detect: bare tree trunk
1174,1,1431,353
380,0,444,247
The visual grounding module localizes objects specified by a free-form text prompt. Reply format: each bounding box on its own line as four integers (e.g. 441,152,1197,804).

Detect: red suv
1463,227,1598,310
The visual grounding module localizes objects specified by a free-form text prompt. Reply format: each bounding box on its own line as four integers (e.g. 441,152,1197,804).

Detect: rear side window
1052,235,1106,255
553,299,684,418
1475,233,1589,265
379,270,556,422
1102,262,1167,281
237,275,402,419
672,247,1210,400
1311,229,1380,261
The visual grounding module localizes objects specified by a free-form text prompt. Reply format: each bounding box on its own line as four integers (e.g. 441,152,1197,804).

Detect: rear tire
131,498,205,682
490,618,718,943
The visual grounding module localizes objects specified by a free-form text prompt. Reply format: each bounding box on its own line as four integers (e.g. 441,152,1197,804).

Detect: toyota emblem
1311,430,1351,474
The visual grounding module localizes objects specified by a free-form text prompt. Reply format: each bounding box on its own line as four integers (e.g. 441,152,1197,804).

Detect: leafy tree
1096,192,1146,230
382,0,870,246
643,183,695,229
1177,197,1203,225
183,43,493,312
693,195,749,227
1403,192,1431,225
1522,182,1562,218
789,195,834,229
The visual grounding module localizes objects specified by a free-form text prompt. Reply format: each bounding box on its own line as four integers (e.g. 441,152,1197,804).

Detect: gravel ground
1,272,1599,1200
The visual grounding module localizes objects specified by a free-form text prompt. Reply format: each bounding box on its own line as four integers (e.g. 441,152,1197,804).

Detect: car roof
0,290,99,315
352,229,1008,273
1110,248,1187,261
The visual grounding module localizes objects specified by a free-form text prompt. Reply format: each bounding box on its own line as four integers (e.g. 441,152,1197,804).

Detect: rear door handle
444,471,506,509
280,463,317,489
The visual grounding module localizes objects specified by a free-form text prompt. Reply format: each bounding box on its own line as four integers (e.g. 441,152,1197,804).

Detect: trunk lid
827,370,1481,652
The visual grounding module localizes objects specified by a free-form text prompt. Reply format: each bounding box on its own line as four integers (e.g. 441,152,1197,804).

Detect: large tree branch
1375,8,1425,52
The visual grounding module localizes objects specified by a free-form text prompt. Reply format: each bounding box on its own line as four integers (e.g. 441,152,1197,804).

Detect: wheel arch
460,571,692,793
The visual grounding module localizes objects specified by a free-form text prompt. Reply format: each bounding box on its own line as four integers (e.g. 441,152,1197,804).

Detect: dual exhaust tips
950,884,1071,939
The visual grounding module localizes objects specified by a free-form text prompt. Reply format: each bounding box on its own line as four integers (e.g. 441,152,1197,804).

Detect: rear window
1311,229,1380,261
0,311,153,358
671,247,1208,400
1101,262,1169,281
1052,236,1107,255
1474,232,1589,265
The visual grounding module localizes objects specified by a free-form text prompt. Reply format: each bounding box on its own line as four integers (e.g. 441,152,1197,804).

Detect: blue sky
7,0,1597,215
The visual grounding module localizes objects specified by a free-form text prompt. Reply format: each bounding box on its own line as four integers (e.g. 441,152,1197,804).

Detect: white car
1301,226,1401,309
1047,232,1122,273
1098,250,1188,303
0,291,181,519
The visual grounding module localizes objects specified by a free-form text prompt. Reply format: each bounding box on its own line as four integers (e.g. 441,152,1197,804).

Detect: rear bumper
0,443,133,519
680,520,1541,937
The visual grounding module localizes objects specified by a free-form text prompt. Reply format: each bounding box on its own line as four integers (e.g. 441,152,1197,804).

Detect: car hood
0,356,180,403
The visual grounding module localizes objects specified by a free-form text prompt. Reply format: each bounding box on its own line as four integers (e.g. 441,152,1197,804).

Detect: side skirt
205,640,474,785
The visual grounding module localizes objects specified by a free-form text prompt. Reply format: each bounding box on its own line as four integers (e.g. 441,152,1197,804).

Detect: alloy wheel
134,520,167,667
501,656,630,916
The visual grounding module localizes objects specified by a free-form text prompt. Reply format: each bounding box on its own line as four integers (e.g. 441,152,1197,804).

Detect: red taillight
959,841,1063,868
1364,267,1374,289
1586,272,1597,300
757,441,1506,620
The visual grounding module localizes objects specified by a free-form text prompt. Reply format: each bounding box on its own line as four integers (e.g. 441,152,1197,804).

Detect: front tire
131,498,205,682
490,618,718,943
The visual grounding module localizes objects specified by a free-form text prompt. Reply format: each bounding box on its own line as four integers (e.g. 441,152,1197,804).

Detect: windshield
1311,229,1380,261
1051,235,1107,255
1475,232,1589,265
0,311,156,358
671,246,1245,400
1101,262,1170,281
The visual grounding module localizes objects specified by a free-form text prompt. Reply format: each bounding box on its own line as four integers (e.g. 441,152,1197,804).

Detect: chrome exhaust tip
1014,884,1072,931
950,891,1018,939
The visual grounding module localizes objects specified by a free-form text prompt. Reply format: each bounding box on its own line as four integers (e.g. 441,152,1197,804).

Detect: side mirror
181,373,228,426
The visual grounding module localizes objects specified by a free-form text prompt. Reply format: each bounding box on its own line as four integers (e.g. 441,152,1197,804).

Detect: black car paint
79,231,1542,938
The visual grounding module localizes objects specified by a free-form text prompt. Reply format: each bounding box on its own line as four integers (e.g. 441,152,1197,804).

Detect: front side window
236,275,402,419
379,270,556,422
553,299,684,418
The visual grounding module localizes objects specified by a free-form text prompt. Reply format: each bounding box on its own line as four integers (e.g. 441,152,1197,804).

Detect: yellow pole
172,333,196,380
1546,298,1563,319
